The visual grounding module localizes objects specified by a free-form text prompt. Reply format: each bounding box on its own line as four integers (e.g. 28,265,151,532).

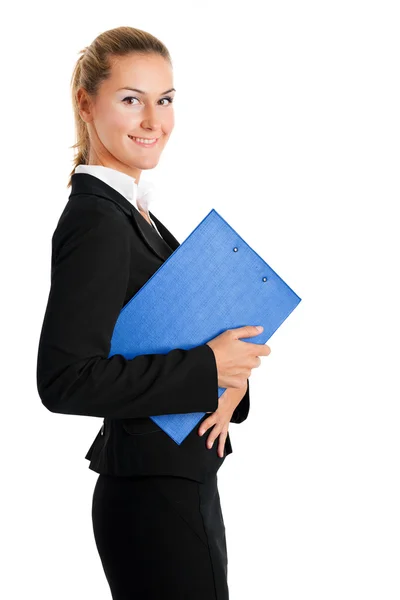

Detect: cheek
96,105,134,141
111,110,134,132
165,112,175,132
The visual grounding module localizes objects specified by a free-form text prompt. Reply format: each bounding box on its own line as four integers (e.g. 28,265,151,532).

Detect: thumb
232,325,263,339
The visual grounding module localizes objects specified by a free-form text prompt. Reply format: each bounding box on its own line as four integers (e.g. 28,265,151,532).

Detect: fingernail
256,325,263,331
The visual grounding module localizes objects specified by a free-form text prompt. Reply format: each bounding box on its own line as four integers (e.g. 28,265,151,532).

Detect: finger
205,425,220,449
246,341,271,356
231,325,263,339
218,430,228,458
198,415,217,437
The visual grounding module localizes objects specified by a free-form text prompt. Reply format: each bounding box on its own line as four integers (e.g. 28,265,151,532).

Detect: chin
135,156,161,169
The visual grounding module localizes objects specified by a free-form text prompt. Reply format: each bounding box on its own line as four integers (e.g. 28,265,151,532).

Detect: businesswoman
36,26,270,600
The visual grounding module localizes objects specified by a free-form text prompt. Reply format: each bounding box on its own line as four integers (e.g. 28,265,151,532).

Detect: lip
128,135,160,148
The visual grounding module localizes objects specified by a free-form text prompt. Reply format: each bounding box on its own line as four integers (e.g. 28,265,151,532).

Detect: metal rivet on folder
262,277,267,282
233,247,238,252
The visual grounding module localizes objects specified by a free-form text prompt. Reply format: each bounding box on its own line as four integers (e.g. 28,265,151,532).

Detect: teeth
129,135,157,145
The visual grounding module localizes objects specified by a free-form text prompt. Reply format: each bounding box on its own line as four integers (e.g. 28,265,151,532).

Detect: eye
122,96,174,106
159,96,174,106
122,96,140,105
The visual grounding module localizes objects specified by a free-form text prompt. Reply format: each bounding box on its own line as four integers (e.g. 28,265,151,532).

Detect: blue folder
108,208,301,444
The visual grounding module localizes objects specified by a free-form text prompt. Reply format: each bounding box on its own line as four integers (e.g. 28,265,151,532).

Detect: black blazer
36,173,250,483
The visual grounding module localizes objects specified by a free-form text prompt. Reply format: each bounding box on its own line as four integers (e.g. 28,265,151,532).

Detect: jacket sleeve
230,379,250,423
36,209,219,419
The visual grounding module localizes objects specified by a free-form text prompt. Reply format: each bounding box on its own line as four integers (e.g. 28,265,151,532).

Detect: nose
141,106,162,130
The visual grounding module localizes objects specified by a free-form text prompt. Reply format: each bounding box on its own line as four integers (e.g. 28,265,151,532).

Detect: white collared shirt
74,164,162,237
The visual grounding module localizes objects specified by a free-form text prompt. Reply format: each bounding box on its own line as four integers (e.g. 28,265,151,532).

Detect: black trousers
91,472,229,599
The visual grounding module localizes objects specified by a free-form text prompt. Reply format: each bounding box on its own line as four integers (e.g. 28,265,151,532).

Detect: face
77,53,175,183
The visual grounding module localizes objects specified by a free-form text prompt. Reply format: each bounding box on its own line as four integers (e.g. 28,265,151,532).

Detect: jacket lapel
70,172,180,262
131,206,180,261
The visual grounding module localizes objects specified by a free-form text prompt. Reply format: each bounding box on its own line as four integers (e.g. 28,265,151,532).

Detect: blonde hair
68,26,172,188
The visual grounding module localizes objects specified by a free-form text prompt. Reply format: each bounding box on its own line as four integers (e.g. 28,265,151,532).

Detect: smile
128,135,159,147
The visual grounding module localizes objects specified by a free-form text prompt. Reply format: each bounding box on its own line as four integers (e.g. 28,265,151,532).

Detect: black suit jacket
36,173,250,483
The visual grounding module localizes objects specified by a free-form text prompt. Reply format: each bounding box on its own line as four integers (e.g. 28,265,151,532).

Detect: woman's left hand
197,384,248,457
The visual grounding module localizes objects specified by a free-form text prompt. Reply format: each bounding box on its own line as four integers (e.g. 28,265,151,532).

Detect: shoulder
52,194,131,254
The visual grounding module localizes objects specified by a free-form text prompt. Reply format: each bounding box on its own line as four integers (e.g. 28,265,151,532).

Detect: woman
36,26,270,600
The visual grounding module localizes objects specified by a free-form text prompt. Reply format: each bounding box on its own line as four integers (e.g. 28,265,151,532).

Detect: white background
1,1,399,598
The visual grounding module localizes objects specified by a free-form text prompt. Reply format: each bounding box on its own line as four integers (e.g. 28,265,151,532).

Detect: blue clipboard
108,208,301,444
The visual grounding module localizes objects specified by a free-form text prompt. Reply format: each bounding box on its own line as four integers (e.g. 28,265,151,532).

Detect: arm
36,208,219,419
230,379,250,423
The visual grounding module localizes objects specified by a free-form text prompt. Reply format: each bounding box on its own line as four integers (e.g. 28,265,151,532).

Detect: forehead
106,53,173,91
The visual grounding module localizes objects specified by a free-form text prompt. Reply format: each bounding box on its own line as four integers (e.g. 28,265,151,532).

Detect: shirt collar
74,164,156,214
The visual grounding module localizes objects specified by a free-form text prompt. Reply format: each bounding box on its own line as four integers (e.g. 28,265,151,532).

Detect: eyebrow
117,87,176,95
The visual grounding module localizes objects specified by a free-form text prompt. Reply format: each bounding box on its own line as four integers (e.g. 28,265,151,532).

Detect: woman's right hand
206,325,271,389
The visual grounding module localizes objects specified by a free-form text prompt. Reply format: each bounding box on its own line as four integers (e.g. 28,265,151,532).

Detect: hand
197,384,248,458
206,325,270,389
